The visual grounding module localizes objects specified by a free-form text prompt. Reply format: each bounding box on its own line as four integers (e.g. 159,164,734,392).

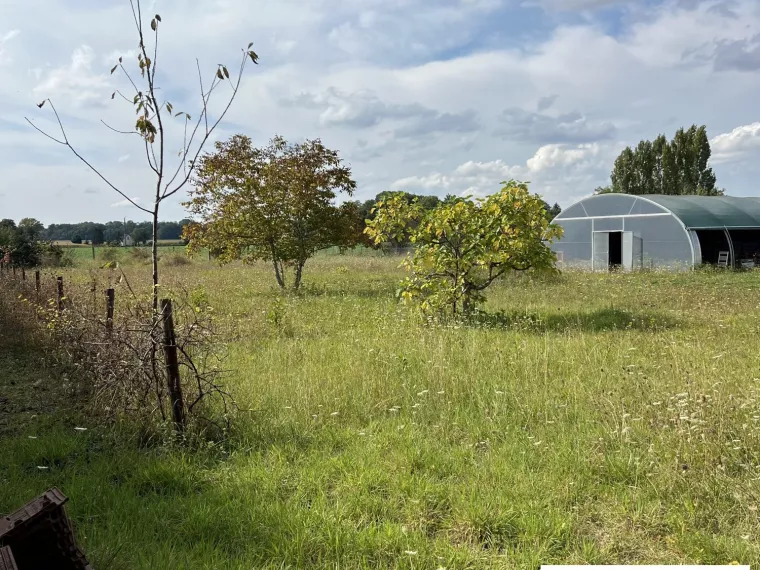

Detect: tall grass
1,256,759,568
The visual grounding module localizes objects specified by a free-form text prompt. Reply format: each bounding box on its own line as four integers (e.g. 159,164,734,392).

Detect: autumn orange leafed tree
183,135,362,289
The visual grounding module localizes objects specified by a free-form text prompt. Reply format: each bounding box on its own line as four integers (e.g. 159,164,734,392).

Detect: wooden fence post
21,267,25,281
160,299,186,431
90,280,96,315
12,266,16,277
57,276,64,312
105,288,115,334
35,271,40,293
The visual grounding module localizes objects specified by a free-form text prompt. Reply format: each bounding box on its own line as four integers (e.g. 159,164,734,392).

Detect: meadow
1,253,760,569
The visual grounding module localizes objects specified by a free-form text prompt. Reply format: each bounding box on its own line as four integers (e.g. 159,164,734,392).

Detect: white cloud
111,197,141,208
526,143,603,172
532,0,632,10
33,45,111,106
391,142,615,201
710,122,760,163
103,49,137,66
0,30,20,65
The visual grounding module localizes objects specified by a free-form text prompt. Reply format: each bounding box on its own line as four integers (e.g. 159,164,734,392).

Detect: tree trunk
272,257,285,288
151,207,160,313
294,260,304,290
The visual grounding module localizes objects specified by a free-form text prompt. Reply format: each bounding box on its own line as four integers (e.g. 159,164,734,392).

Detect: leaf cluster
183,135,359,288
365,181,563,315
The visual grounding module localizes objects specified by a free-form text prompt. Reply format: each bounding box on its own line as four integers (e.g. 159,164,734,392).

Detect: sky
1,0,760,224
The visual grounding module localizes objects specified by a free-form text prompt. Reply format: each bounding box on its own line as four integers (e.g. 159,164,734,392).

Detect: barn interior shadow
468,307,679,333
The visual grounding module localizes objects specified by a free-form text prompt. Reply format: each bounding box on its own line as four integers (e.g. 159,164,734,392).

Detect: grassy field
56,242,190,262
2,255,760,568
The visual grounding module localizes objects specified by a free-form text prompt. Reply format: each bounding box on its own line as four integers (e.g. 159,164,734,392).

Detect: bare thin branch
67,145,152,213
197,59,209,133
101,119,138,135
152,18,159,85
24,118,66,145
162,66,229,194
119,63,141,95
162,52,248,200
51,101,150,212
128,0,141,34
27,101,151,214
114,89,133,103
144,139,159,175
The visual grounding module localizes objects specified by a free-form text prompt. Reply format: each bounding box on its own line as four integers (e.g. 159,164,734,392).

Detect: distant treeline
353,192,561,224
44,220,192,244
41,193,561,246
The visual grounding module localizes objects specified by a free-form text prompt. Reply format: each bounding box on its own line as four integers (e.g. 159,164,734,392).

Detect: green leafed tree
609,125,721,196
131,227,151,245
364,180,563,316
18,218,44,239
0,218,61,267
91,226,105,245
541,201,562,220
183,135,360,289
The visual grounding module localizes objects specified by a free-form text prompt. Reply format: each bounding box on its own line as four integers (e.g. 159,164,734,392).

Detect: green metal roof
644,195,760,229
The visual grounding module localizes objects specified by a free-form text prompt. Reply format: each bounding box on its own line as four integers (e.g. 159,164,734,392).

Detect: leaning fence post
105,288,115,334
57,276,64,312
160,299,186,431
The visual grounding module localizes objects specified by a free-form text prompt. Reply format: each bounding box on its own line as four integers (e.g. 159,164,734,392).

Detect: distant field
2,257,760,568
56,243,190,261
53,240,185,247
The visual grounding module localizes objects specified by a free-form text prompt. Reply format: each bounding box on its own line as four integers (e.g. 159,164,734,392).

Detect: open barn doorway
608,232,622,268
695,230,731,266
728,230,760,268
593,231,639,271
